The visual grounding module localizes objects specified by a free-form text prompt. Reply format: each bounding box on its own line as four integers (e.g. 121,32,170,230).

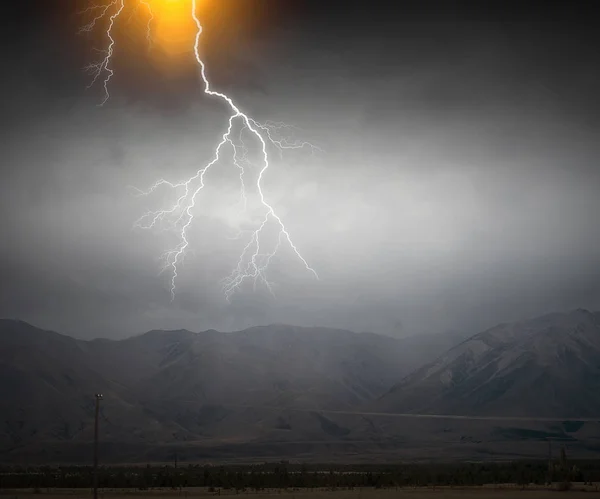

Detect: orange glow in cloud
136,0,199,70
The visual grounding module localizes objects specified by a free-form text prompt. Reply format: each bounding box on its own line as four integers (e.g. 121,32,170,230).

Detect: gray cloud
1,3,599,339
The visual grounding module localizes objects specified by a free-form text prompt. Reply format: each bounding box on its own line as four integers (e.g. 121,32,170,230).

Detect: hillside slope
0,320,187,455
377,309,600,418
0,320,425,461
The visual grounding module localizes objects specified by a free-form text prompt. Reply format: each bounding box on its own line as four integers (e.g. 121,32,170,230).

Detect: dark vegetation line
0,454,596,490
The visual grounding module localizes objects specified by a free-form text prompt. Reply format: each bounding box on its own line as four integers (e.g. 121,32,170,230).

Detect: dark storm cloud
1,1,600,338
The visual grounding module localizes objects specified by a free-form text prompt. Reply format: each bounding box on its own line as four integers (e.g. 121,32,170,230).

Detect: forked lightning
80,0,319,301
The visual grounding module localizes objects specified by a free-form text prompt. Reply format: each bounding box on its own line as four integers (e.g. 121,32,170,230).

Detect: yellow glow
140,0,198,69
154,1,196,54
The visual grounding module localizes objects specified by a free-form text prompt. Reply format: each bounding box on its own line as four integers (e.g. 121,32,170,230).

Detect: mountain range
377,309,600,418
1,310,600,463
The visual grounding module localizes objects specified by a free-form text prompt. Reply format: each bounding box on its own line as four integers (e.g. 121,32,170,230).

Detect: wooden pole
93,394,103,499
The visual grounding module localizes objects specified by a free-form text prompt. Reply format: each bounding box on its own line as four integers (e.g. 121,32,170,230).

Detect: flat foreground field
2,487,600,498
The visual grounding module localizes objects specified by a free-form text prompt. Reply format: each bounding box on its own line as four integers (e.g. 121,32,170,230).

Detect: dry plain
2,487,600,499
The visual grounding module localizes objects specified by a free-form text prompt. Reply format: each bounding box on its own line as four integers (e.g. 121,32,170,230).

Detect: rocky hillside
0,320,425,461
377,309,600,418
4,310,600,463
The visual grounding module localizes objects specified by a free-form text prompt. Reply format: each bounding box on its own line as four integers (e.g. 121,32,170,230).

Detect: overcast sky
1,1,599,339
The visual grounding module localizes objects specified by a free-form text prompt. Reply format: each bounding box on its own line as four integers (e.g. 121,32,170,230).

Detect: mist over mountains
1,311,600,463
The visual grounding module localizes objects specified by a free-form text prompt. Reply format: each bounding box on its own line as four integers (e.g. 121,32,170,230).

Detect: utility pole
547,438,553,485
93,394,103,499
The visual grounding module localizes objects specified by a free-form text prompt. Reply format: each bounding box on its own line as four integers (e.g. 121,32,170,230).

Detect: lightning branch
80,0,320,301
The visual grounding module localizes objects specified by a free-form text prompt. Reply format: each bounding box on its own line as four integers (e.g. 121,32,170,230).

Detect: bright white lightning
81,0,319,301
80,0,125,106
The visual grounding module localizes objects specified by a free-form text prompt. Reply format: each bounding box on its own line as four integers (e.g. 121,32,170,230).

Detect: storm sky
1,1,600,339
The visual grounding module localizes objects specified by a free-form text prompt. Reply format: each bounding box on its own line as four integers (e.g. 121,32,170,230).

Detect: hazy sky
1,1,600,339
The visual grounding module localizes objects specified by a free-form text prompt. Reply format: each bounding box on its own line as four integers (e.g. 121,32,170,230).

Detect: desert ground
2,487,600,499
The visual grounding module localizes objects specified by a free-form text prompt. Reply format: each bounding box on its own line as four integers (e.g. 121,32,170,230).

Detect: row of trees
0,455,595,490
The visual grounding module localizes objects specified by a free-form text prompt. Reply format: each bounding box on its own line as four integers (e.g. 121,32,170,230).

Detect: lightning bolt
81,0,319,301
139,1,154,45
80,0,125,106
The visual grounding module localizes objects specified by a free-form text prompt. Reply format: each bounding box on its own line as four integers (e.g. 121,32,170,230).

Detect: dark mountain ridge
376,309,600,418
0,320,424,461
3,310,600,463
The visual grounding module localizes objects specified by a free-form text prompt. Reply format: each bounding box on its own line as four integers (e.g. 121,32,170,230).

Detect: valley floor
2,486,600,498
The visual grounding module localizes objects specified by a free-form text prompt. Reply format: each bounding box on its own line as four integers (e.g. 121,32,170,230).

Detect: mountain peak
0,319,429,462
377,309,600,418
